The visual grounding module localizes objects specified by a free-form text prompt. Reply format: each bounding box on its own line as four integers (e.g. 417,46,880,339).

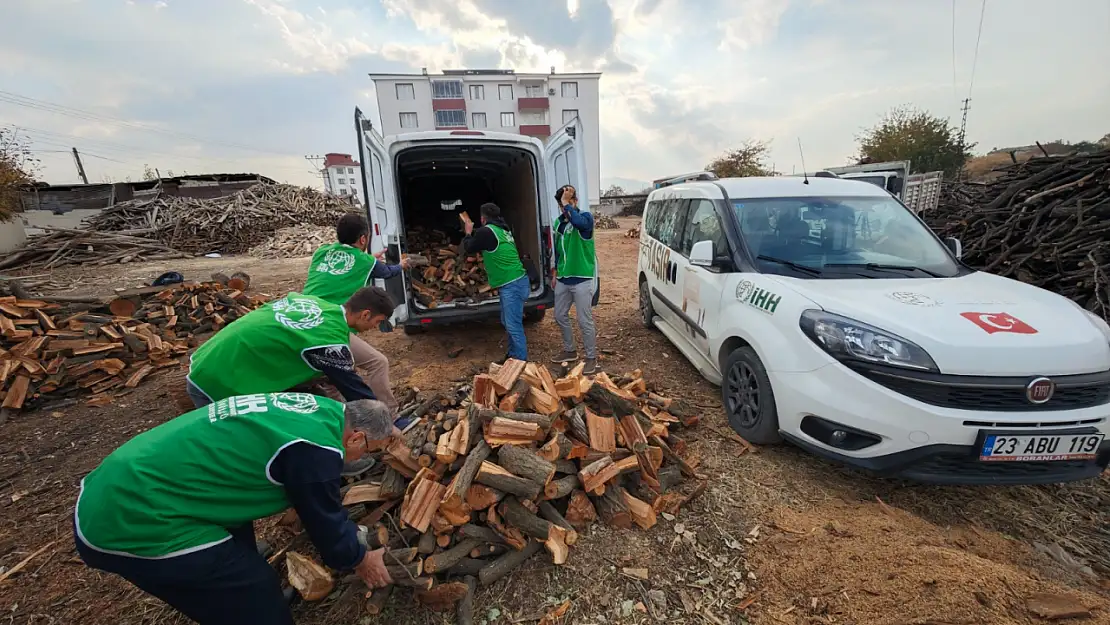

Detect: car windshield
730,195,961,279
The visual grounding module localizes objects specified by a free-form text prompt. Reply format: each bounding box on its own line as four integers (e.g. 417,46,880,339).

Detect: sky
1,0,1107,192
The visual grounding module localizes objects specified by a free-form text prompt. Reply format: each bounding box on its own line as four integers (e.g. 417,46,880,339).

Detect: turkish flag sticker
960,312,1038,335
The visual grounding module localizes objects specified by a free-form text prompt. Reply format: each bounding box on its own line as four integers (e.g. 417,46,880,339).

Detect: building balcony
519,124,550,137
518,97,549,110
431,98,466,111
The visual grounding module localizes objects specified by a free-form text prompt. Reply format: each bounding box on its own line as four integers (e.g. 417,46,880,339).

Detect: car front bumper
770,363,1110,485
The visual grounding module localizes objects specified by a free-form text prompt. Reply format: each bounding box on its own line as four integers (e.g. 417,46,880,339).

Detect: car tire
638,279,655,329
402,324,425,336
524,308,546,324
722,347,783,444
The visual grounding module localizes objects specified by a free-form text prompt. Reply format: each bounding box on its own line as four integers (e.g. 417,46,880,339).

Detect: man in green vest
462,202,530,361
74,395,397,625
186,286,395,410
303,213,410,415
549,185,599,374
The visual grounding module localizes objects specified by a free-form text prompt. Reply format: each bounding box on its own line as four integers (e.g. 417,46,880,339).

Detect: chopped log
465,484,504,510
619,414,660,490
555,375,584,401
380,467,407,500
365,585,394,615
490,358,526,395
622,489,658,529
108,298,138,318
563,405,590,443
459,523,506,545
384,547,419,565
436,430,458,464
342,484,385,506
485,417,542,446
424,539,482,574
470,543,508,558
386,563,433,590
357,500,399,529
447,558,487,577
650,435,698,478
123,364,155,388
285,551,334,601
416,581,470,612
474,461,542,500
456,575,478,625
400,477,448,533
499,497,554,541
497,444,556,487
486,505,528,550
477,408,553,431
586,382,638,417
594,488,632,529
545,524,571,565
228,271,251,291
417,531,437,555
539,431,573,462
478,539,542,586
2,376,30,410
442,440,490,513
534,365,559,397
526,386,562,416
578,455,620,494
538,501,578,546
543,474,579,500
472,374,497,408
562,492,594,529
586,409,616,452
554,459,577,475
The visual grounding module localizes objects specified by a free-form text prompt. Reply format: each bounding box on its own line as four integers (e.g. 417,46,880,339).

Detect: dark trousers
74,522,293,625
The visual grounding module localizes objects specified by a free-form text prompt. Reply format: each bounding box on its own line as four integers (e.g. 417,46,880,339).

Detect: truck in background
823,161,943,214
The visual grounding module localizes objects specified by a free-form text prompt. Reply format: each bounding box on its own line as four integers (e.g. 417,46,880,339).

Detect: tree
601,184,625,198
855,106,973,177
142,164,157,181
705,140,775,178
0,128,38,220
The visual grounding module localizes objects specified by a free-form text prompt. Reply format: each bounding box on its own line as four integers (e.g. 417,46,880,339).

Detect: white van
353,108,599,334
637,174,1110,485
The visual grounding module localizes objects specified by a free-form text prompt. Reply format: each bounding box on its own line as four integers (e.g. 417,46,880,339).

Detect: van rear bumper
403,291,554,329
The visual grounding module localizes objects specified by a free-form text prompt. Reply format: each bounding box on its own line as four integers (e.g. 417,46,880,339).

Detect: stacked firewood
925,149,1110,317
405,226,492,308
0,281,270,413
280,359,706,620
595,213,619,229
248,225,334,259
624,225,640,238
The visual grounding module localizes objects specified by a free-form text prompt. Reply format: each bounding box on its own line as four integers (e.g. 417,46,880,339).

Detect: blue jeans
499,276,529,360
186,378,213,408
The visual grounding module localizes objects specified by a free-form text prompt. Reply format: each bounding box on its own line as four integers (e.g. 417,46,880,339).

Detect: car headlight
799,310,938,371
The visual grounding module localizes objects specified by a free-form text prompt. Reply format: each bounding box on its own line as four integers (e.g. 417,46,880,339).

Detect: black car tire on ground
638,279,655,330
722,346,783,444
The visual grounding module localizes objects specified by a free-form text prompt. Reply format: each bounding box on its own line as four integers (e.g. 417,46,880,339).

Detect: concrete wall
0,218,27,254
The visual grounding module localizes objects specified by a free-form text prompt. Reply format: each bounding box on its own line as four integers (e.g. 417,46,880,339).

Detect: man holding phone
550,185,598,374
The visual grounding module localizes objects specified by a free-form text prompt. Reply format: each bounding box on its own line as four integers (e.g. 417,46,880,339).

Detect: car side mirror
945,237,963,259
690,240,714,267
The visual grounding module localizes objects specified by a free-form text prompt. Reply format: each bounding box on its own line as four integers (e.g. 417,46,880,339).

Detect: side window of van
655,199,688,251
554,153,570,188
679,199,728,258
643,200,664,240
371,154,385,203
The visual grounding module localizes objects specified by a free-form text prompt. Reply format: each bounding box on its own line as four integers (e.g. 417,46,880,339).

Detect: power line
966,0,987,99
0,89,296,157
29,148,128,163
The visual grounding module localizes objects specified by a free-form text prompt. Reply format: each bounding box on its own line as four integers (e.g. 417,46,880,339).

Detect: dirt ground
1,217,1109,625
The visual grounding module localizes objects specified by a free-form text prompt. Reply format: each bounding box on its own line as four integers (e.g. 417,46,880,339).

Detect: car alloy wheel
639,281,652,326
726,361,761,428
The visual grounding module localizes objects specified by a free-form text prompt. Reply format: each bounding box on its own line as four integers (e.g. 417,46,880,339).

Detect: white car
637,174,1110,485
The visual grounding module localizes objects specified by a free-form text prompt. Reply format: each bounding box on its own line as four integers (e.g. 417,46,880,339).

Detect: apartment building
322,153,362,201
368,68,601,202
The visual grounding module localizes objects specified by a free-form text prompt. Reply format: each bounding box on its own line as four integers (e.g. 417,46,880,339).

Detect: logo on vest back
315,249,356,275
269,393,320,414
273,297,325,330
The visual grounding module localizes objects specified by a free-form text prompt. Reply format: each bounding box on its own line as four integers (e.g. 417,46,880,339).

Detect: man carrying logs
74,395,397,625
550,185,599,374
462,202,531,362
303,213,410,417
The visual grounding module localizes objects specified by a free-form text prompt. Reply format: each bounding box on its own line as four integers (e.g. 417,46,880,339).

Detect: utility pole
305,155,327,192
957,98,971,181
71,147,89,184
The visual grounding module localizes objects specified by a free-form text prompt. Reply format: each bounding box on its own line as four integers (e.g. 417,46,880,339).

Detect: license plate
979,433,1104,462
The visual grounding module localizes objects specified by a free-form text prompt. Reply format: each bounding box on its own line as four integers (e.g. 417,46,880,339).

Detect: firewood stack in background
279,359,707,621
405,226,493,309
0,279,270,414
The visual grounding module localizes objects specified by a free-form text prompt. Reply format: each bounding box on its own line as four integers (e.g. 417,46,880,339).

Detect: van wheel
722,347,782,444
402,325,425,336
638,279,655,329
524,309,546,324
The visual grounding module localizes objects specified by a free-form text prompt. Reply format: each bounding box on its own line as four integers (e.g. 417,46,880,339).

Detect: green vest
554,216,597,279
482,225,527,289
76,393,346,558
188,292,351,402
303,243,377,306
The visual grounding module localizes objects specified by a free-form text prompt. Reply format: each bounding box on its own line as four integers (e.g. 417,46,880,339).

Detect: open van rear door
544,118,600,305
354,107,407,323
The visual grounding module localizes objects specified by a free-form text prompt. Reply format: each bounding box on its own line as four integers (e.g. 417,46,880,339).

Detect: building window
472,112,487,129
561,82,579,98
469,84,484,100
395,83,415,100
562,109,579,124
435,109,466,128
500,112,515,127
498,84,513,100
347,167,354,174
399,112,419,129
431,80,463,99
523,84,544,97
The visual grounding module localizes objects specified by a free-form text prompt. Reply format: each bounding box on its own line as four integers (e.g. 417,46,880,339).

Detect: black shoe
551,350,578,364
581,358,599,375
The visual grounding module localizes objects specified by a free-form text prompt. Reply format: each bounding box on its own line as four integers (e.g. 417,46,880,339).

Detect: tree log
498,378,531,412
554,459,577,475
539,431,573,462
563,405,590,443
417,530,437,554
365,585,394,616
593,488,632,529
465,484,505,510
477,408,553,431
621,489,658,530
497,444,556,487
474,461,542,499
447,558,487,577
416,581,471,612
579,455,620,494
538,501,578,545
586,382,638,417
565,490,597,529
478,539,542,586
586,409,616,452
441,439,490,513
499,497,554,540
424,538,482,574
543,474,579,500
459,523,506,545
457,576,477,625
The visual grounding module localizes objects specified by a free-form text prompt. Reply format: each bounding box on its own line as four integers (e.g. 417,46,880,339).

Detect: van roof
648,175,892,200
386,129,544,147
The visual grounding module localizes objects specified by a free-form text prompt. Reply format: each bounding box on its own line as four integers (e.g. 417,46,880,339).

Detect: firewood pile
0,281,270,414
595,214,619,229
624,225,640,238
248,225,334,259
924,149,1110,317
84,183,355,255
406,226,493,308
0,227,191,271
280,359,707,620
